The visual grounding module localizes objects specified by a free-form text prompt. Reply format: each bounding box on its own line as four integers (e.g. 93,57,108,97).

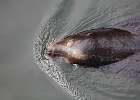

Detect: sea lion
46,28,140,68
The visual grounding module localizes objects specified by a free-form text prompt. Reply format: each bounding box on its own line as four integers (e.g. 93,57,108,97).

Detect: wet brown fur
46,28,139,68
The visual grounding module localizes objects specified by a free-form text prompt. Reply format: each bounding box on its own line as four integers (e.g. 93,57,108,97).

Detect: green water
34,0,140,100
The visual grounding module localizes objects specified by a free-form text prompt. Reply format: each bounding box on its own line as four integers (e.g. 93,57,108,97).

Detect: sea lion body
46,28,140,67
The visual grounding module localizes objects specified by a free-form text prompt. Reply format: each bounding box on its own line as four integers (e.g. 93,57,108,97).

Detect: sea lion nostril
46,49,52,55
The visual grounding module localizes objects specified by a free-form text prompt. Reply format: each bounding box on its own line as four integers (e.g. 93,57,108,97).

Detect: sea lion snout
46,41,62,57
46,42,56,57
46,48,52,56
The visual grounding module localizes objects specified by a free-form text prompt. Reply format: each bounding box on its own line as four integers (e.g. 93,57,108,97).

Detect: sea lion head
46,41,59,57
46,39,69,57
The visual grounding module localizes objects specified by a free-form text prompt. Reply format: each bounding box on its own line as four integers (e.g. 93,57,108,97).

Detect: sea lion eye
46,49,52,55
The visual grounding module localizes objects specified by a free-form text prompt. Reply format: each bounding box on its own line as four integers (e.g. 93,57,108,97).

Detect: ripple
33,0,140,100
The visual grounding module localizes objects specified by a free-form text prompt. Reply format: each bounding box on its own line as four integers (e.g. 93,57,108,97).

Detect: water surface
34,0,140,100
